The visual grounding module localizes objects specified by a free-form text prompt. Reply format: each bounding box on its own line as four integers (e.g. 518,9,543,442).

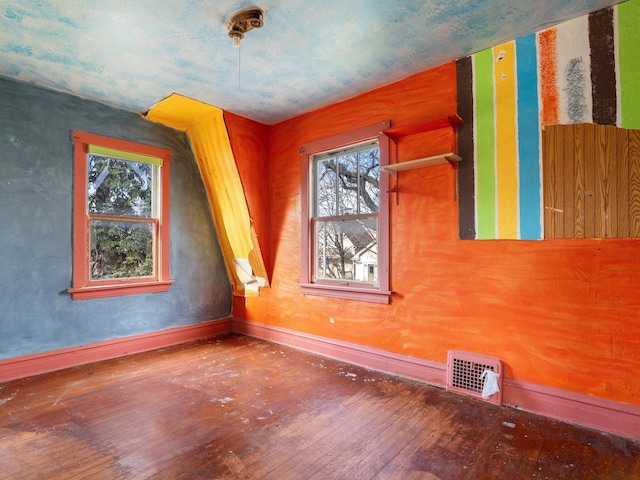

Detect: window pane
358,146,379,214
314,217,377,283
88,155,153,217
315,157,338,217
313,141,379,218
90,219,154,280
337,151,359,215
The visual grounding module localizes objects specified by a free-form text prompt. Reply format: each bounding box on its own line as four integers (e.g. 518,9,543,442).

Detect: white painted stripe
556,15,593,124
614,5,622,127
471,54,480,239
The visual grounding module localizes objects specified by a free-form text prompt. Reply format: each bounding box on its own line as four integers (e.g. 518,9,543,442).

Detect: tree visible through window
313,141,380,283
300,122,391,304
89,155,155,279
69,131,173,300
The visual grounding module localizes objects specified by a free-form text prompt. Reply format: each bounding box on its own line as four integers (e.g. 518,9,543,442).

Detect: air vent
446,350,503,405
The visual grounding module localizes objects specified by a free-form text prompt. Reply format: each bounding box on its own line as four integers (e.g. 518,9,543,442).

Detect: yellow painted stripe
145,93,268,296
493,42,519,238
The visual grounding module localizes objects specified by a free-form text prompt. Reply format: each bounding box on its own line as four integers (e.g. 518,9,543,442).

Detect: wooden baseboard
0,318,233,383
4,316,637,440
502,378,640,441
232,318,640,441
232,317,446,386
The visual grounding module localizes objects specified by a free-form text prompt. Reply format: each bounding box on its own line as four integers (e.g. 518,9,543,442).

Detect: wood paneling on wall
544,124,640,238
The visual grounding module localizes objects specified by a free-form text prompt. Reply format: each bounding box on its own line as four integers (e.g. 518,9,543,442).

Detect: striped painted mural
457,0,640,240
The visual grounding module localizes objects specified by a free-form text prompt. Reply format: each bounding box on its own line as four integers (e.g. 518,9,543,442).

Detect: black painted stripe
456,56,476,240
589,7,617,126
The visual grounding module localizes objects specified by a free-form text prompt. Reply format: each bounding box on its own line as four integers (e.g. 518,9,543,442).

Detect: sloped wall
0,77,231,360
145,95,270,297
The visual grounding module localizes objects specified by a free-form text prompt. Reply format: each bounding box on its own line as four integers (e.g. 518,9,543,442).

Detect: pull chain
238,42,241,88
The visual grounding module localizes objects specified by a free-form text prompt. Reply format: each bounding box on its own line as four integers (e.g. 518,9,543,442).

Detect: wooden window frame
68,131,173,300
299,122,391,304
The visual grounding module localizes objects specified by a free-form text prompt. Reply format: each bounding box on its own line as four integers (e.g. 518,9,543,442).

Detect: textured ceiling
0,0,625,124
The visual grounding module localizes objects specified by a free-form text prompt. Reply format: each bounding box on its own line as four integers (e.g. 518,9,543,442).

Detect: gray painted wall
0,77,232,360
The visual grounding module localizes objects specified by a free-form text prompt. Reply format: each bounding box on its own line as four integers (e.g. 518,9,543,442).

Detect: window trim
68,131,173,300
299,121,391,304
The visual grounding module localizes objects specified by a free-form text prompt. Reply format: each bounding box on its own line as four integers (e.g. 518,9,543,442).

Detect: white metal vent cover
446,350,503,405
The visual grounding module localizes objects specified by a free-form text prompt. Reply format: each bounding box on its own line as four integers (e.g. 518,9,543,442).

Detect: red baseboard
0,318,233,383
232,318,640,441
502,378,640,441
232,317,446,386
3,317,637,440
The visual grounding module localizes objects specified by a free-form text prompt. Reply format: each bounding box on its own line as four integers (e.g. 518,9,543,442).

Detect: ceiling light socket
227,7,264,48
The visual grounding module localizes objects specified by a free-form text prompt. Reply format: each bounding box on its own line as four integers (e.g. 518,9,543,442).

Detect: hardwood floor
1,333,638,479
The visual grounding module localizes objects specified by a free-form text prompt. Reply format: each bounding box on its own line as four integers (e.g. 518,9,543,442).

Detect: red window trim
69,131,174,300
299,121,391,304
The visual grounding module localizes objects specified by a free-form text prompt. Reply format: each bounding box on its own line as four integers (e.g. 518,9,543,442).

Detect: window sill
298,283,391,304
68,280,175,300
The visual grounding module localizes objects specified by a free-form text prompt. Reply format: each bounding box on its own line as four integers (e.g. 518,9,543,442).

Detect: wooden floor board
314,393,432,479
1,333,639,479
295,389,416,479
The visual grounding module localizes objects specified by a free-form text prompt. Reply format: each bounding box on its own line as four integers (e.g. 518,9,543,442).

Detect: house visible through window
313,141,379,283
300,122,391,304
68,131,173,300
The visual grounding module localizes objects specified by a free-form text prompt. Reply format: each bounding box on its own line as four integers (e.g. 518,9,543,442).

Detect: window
68,131,173,300
300,122,391,304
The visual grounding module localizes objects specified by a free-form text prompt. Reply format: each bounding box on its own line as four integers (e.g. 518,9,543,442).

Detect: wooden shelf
381,153,461,178
382,114,463,140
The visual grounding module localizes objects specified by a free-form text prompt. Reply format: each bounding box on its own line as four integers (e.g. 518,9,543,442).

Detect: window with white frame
300,122,391,304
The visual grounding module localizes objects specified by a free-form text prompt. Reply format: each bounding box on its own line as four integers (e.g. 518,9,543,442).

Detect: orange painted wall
230,61,640,407
223,112,271,275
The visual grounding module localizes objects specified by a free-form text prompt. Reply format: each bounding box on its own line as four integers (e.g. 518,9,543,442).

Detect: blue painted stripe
516,34,542,239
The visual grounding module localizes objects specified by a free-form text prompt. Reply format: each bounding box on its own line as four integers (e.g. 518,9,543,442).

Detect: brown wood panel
594,125,616,237
573,124,586,238
629,129,640,237
543,125,561,238
583,123,597,238
563,124,576,238
606,125,618,237
542,125,552,237
543,123,640,239
1,334,639,479
617,128,630,237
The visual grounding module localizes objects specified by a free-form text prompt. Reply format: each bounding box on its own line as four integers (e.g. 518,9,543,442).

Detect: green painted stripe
474,48,496,239
89,145,163,166
618,0,640,129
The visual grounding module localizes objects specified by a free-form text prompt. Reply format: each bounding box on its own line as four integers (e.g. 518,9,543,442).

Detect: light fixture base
227,7,264,48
